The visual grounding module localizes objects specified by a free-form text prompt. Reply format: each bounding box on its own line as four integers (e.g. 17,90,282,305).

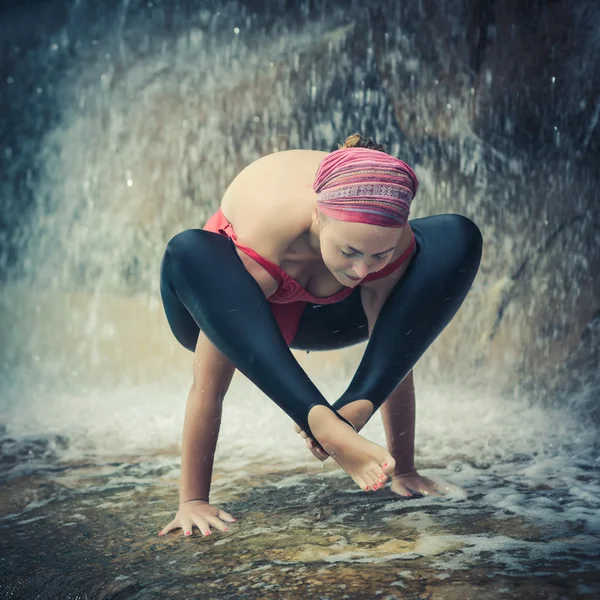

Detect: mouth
345,273,362,281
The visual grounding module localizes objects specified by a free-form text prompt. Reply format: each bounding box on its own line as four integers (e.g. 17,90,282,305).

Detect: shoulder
220,150,326,260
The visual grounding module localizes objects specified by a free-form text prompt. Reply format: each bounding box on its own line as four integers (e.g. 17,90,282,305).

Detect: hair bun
338,133,387,154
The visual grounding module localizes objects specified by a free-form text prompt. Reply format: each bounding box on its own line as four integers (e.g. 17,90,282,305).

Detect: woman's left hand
390,470,451,498
294,423,329,461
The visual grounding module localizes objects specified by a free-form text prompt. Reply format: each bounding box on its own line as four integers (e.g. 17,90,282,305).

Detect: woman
158,134,482,538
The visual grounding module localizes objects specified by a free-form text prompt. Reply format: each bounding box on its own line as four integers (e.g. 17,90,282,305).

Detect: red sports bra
203,208,415,344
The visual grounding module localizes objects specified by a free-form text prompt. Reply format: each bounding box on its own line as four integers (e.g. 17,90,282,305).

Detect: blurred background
0,0,599,452
2,5,599,595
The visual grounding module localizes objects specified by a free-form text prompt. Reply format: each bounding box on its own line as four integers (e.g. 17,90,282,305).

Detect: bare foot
307,405,395,492
294,400,373,461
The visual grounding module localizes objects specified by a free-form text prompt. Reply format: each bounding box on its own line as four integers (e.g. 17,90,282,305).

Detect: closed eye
341,249,391,261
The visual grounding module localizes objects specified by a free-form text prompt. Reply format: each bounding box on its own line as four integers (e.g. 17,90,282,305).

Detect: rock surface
1,454,598,599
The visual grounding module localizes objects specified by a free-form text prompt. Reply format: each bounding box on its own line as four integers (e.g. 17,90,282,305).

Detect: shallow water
2,364,599,598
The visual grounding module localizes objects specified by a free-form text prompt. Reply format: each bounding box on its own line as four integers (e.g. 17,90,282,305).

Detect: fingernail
365,486,370,491
224,528,229,532
382,462,388,467
158,532,164,536
185,531,191,536
231,518,237,522
204,531,211,536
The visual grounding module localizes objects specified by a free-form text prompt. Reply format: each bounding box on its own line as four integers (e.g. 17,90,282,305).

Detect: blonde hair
338,133,388,154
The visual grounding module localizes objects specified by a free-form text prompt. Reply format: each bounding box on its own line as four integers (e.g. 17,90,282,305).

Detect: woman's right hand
158,500,237,538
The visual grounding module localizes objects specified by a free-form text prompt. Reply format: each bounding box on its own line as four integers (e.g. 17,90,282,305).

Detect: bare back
220,150,345,297
221,150,324,249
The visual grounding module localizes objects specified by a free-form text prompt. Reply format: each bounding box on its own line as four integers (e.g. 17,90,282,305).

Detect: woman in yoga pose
158,134,482,538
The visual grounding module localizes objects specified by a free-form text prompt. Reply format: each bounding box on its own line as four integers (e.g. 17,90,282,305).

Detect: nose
352,260,372,279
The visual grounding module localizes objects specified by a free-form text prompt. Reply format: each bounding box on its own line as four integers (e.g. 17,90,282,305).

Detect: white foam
2,374,599,574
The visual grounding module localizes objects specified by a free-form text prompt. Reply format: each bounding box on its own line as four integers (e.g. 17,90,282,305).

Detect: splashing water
0,1,599,595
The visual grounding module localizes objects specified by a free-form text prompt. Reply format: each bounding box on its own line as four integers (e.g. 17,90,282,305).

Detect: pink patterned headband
313,147,418,227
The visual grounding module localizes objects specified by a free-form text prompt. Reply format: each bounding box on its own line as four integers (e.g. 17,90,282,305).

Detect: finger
159,518,182,537
181,519,195,537
293,424,301,434
424,483,443,497
217,509,237,523
436,486,450,496
433,480,451,495
310,447,328,462
306,439,329,459
206,515,231,533
409,477,443,497
393,482,413,498
191,517,212,537
407,482,441,497
300,431,308,440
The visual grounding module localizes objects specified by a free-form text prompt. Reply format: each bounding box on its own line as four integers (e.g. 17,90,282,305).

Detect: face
315,210,404,286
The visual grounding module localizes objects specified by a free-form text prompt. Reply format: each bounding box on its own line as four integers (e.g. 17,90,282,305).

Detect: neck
303,209,323,256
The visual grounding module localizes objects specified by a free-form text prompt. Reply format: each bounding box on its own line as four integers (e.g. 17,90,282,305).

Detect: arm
379,371,416,475
179,257,278,504
179,332,236,505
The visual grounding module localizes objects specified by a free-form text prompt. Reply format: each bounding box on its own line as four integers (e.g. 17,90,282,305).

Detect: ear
312,204,322,227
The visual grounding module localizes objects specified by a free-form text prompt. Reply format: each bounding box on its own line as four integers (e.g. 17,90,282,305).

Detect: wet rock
1,457,599,599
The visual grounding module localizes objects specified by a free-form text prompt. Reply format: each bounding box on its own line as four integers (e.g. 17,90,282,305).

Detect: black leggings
159,214,482,436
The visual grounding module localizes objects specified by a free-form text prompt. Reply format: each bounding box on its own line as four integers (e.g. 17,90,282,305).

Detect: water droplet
36,87,43,94
551,76,556,84
51,43,59,51
234,27,240,35
6,77,14,84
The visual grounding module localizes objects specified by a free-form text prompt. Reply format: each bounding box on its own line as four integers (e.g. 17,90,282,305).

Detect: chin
340,275,360,287
333,273,350,286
